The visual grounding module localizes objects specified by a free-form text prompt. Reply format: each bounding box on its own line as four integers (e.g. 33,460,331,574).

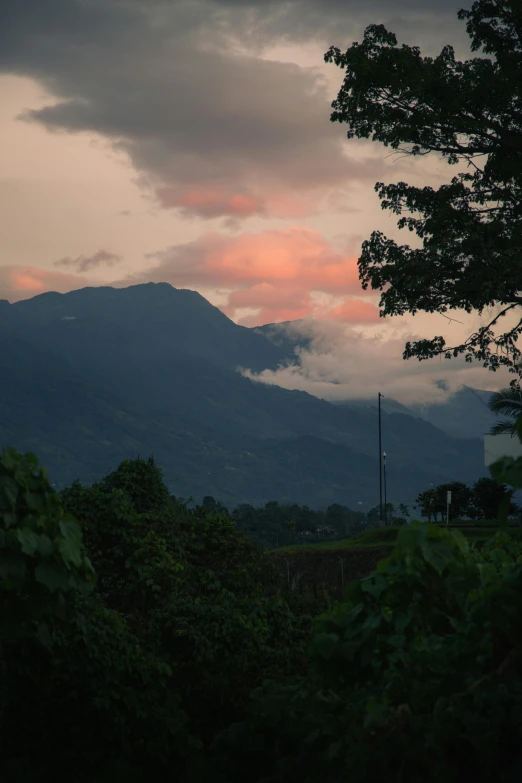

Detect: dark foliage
3,438,522,782
325,0,522,387
415,476,519,522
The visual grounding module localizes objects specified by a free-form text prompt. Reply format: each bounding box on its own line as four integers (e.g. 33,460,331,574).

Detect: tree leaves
34,561,72,592
213,523,522,783
324,0,522,384
1,447,95,639
58,519,85,568
6,443,522,782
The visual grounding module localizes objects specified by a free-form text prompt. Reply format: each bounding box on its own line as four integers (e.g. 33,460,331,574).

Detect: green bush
58,457,316,761
0,448,95,645
8,445,522,783
211,522,522,783
98,455,170,514
0,450,195,782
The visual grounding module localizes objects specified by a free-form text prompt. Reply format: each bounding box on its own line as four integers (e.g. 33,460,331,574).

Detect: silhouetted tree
325,0,522,388
471,476,517,520
99,455,169,514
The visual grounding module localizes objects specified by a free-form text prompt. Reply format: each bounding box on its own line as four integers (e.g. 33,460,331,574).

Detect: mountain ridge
1,283,491,508
250,320,500,440
5,282,289,374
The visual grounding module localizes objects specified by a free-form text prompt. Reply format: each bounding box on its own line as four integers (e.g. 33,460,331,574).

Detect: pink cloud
156,185,320,220
222,283,313,325
222,288,380,327
1,229,382,329
157,187,266,219
0,265,88,302
142,225,381,326
149,226,362,289
326,298,381,323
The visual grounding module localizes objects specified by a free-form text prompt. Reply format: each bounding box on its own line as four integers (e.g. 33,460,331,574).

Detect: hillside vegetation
0,283,488,508
263,523,522,600
2,446,522,782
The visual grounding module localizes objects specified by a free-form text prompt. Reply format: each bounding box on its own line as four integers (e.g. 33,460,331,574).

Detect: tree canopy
415,475,519,521
0,449,314,781
325,0,522,386
4,441,522,781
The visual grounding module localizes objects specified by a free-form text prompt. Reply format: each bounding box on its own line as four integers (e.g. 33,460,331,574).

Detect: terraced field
263,521,522,598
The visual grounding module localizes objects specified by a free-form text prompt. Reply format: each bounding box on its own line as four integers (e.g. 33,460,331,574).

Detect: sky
0,0,517,404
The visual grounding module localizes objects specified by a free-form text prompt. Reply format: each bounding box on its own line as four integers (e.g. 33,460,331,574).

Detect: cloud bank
0,0,504,404
242,318,514,406
0,0,467,223
2,1,371,223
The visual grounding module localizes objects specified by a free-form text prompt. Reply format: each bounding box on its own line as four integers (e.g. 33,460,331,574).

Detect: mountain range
0,282,498,510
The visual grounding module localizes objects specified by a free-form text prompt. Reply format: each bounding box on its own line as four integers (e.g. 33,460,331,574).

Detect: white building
484,433,522,467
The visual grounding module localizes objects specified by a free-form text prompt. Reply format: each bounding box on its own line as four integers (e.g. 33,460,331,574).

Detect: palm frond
487,387,522,417
489,419,518,437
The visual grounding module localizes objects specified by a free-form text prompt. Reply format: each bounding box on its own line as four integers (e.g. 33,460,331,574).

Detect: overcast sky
0,0,515,402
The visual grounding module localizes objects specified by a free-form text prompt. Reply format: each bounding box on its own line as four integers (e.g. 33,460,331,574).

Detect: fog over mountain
1,283,499,509
253,320,501,438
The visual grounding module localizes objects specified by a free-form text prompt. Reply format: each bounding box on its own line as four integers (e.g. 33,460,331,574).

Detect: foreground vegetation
2,443,522,782
262,521,522,602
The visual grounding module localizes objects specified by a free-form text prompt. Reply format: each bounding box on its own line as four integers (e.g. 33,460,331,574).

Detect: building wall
484,433,522,467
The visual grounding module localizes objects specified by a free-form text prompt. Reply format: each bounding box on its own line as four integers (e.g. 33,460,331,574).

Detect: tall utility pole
383,451,387,525
378,392,384,523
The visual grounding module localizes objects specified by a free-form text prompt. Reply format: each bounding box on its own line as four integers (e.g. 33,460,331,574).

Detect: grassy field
270,520,522,556
262,521,522,598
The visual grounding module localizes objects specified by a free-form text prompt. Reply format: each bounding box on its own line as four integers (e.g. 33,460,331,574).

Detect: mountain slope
8,283,288,373
0,283,489,508
253,319,500,440
408,386,498,439
253,320,312,362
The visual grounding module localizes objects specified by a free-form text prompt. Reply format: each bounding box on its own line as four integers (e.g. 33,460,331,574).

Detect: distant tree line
196,478,522,549
414,478,521,523
192,496,411,548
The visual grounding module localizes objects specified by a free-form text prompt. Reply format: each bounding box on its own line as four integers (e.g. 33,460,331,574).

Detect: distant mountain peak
7,281,288,374
2,283,492,508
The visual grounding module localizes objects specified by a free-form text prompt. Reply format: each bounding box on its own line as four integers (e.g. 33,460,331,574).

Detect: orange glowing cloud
326,298,381,323
179,226,363,291
0,265,89,302
142,225,382,326
222,283,313,326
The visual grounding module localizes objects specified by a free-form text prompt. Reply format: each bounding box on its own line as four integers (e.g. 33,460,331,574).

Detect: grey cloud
15,43,372,219
55,249,122,273
203,0,473,54
1,0,474,220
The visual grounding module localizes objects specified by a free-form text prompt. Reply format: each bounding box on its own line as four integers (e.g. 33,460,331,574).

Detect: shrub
211,522,522,783
61,462,314,751
98,455,170,514
0,449,194,782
